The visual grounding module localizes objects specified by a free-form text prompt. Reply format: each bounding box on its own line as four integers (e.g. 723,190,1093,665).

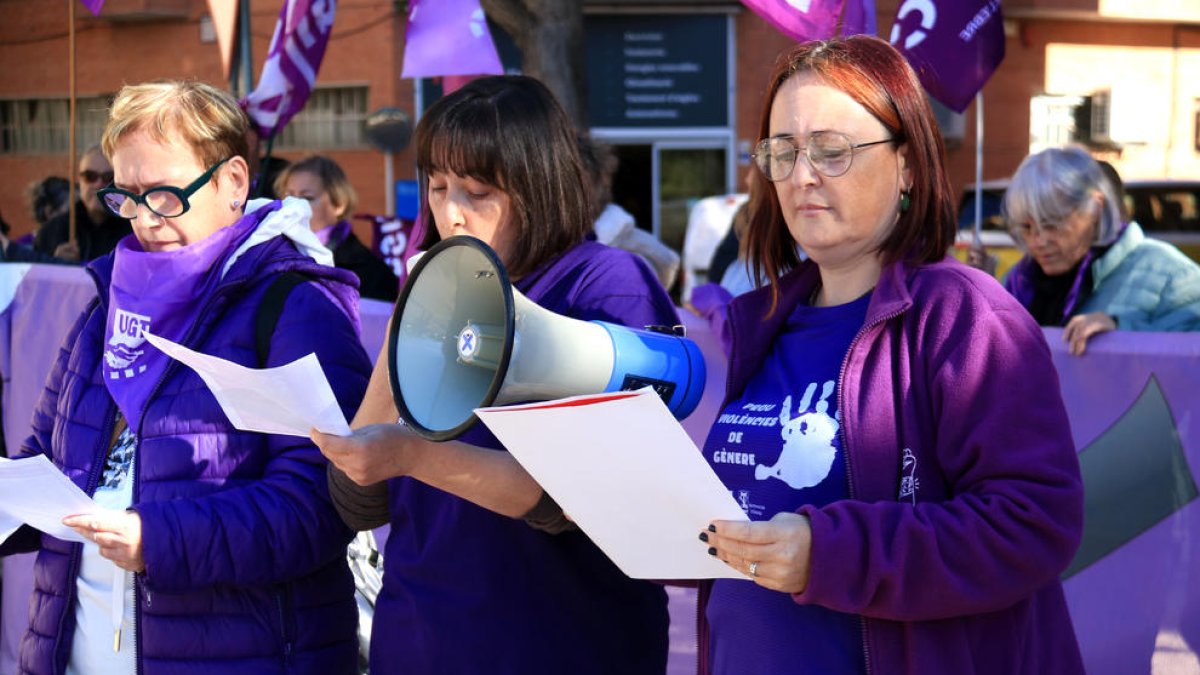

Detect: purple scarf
314,219,352,248
103,212,261,431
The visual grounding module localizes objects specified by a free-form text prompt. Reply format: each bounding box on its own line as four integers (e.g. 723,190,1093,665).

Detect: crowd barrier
1,264,1197,674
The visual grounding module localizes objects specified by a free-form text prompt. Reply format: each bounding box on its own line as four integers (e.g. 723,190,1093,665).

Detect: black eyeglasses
97,157,230,220
753,132,895,181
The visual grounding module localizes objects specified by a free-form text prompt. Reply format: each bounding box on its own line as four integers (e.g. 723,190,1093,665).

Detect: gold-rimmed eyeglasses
753,131,896,181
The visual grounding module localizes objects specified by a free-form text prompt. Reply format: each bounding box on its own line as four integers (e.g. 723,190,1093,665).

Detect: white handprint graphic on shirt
754,381,839,489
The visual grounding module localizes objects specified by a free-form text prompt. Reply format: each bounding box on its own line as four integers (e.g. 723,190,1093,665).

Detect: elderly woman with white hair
1002,145,1200,355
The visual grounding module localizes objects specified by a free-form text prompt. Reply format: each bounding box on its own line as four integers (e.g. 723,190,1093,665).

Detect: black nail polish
707,523,717,533
698,532,708,543
707,547,717,556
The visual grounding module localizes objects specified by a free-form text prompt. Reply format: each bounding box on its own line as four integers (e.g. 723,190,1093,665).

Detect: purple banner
358,214,422,288
1047,328,1200,675
401,0,503,79
889,0,1004,113
78,0,104,16
842,0,877,37
241,0,337,140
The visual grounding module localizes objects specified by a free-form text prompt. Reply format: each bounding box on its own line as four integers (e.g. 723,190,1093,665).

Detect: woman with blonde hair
277,155,399,301
0,79,370,674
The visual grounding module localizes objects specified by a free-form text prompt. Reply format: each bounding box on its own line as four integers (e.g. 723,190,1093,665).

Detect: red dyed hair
746,35,956,313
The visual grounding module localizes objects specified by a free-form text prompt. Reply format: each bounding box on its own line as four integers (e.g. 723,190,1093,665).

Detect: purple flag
79,0,104,16
401,0,503,79
360,213,421,286
889,0,1004,113
740,0,844,42
241,0,337,139
842,0,877,37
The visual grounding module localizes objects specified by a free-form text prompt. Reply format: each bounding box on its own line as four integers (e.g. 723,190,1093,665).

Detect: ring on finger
749,561,758,577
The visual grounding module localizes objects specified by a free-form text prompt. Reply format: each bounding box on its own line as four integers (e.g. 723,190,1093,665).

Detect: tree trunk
481,0,589,128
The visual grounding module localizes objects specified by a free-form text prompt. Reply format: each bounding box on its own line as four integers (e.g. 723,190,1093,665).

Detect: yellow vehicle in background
951,181,1021,279
951,179,1200,280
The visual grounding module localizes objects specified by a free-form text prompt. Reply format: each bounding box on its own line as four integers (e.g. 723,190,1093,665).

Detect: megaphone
387,236,706,440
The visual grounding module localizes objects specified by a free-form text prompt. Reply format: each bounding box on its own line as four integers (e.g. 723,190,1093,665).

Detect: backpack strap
255,272,309,367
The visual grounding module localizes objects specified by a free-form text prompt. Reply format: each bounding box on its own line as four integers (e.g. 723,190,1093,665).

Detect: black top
330,230,399,302
34,202,132,263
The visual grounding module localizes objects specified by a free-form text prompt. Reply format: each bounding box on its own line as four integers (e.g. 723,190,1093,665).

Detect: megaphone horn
388,236,706,440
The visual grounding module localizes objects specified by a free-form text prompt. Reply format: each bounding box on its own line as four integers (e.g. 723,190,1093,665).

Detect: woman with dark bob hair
696,36,1085,674
314,75,676,673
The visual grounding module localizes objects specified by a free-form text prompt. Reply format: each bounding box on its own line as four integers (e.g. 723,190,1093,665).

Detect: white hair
1002,145,1124,251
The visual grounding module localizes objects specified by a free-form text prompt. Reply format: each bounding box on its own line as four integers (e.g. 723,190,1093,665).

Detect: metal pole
973,91,983,246
68,0,77,246
239,0,254,97
384,152,395,216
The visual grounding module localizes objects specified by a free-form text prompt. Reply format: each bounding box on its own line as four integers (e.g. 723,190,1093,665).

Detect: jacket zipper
52,402,118,675
276,589,294,663
837,303,907,675
126,286,236,675
694,584,704,675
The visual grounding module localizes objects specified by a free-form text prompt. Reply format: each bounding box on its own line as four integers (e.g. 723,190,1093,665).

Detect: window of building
1029,94,1084,154
0,96,111,154
274,86,368,150
1193,100,1200,153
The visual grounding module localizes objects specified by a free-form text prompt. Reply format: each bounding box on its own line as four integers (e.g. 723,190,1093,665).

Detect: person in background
577,133,681,291
313,75,675,675
28,176,72,233
688,177,759,356
697,36,1084,675
1096,160,1130,222
33,145,133,263
0,209,69,264
277,155,399,302
707,170,764,295
1002,146,1200,355
0,79,370,674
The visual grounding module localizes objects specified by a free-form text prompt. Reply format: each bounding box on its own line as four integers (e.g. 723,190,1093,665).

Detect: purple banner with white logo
358,213,424,288
400,0,503,79
241,0,337,140
889,0,1004,113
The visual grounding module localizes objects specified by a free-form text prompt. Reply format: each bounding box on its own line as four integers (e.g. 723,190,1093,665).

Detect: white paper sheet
475,388,750,580
0,459,20,545
0,454,100,544
143,332,351,437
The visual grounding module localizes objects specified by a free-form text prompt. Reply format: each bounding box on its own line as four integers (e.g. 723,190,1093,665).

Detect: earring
899,190,911,213
231,199,241,210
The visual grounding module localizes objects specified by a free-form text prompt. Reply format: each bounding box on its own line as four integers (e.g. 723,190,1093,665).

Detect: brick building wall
0,0,411,244
1,1,1197,245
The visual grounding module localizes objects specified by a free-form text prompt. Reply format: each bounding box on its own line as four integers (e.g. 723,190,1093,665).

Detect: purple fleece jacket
699,257,1085,675
2,213,373,674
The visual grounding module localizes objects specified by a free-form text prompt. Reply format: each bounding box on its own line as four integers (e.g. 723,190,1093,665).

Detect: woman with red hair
696,36,1085,674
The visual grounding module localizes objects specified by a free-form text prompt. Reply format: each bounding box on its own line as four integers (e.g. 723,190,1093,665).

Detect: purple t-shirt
703,291,870,675
375,241,678,674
